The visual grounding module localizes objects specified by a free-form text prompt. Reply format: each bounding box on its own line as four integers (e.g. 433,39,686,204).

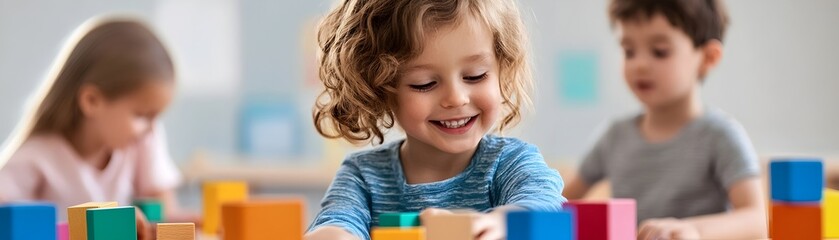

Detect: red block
770,203,821,240
564,199,636,240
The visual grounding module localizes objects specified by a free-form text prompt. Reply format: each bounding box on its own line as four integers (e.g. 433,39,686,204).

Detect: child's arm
637,177,767,239
563,176,593,199
305,157,371,240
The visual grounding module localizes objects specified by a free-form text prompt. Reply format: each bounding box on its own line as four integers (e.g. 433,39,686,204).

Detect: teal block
378,212,420,227
86,206,137,240
133,199,163,222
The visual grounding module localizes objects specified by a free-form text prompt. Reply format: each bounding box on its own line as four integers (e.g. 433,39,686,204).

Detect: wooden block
58,222,69,240
67,202,117,240
379,212,420,227
507,211,574,240
770,159,824,202
0,202,57,240
564,199,635,240
202,181,248,235
423,212,475,240
133,199,163,222
221,198,303,240
157,223,195,240
371,227,425,240
770,203,821,240
825,188,839,238
86,206,137,240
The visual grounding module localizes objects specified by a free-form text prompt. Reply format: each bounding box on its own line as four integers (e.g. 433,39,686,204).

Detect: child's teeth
438,117,471,129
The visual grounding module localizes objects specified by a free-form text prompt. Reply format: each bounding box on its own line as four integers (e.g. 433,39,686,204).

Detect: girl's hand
637,218,700,240
135,208,153,240
420,208,506,240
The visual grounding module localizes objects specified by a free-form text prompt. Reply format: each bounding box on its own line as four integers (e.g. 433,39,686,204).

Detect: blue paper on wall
556,51,599,104
239,99,302,159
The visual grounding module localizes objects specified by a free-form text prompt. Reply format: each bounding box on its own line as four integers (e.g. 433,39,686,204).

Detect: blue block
770,159,824,202
507,211,574,240
0,202,57,240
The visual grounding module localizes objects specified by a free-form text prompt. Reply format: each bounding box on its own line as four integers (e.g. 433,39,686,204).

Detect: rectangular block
0,202,57,240
221,198,303,240
507,211,574,240
770,159,824,202
379,212,420,227
770,203,821,240
86,206,137,240
825,188,839,238
67,202,117,240
157,223,195,240
371,227,425,240
202,181,248,235
58,222,69,240
133,199,163,223
423,213,475,240
564,199,636,240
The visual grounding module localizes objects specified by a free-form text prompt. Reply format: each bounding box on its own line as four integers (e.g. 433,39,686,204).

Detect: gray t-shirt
579,108,760,222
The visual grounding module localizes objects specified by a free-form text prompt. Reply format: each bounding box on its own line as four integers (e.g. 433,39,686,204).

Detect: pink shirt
0,129,181,220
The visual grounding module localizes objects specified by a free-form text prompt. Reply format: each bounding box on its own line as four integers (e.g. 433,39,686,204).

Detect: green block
133,199,163,222
379,212,420,227
86,206,137,240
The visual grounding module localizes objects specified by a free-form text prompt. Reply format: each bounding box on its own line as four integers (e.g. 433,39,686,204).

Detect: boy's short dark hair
609,0,729,47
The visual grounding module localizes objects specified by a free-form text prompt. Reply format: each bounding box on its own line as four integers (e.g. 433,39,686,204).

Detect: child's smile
429,114,480,135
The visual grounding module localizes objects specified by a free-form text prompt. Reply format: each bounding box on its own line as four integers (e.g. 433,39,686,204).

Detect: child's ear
698,39,724,78
78,84,105,117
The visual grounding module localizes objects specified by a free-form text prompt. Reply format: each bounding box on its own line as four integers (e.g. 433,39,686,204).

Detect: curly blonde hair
314,0,533,144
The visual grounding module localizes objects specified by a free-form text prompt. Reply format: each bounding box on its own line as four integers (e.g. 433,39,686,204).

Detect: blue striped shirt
307,135,566,239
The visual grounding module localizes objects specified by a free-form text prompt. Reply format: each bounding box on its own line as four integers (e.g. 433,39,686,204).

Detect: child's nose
439,82,469,109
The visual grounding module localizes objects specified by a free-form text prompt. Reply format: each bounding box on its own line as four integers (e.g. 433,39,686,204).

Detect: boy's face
618,14,706,109
394,14,502,154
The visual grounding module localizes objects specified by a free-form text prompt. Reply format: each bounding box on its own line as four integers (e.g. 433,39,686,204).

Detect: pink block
57,222,69,240
564,199,636,240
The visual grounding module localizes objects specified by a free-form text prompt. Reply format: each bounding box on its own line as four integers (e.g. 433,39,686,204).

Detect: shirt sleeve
493,142,566,211
713,120,761,190
0,149,41,202
307,156,372,240
134,123,182,196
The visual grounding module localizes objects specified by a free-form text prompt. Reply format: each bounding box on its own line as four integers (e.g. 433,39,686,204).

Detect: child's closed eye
652,48,670,58
409,81,437,92
463,72,488,82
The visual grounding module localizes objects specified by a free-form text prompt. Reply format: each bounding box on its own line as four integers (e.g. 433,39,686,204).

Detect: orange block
770,203,821,240
202,181,248,235
371,227,426,240
221,198,304,240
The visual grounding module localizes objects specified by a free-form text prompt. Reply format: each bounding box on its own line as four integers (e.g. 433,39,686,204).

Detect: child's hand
419,208,506,240
637,218,700,240
135,208,153,240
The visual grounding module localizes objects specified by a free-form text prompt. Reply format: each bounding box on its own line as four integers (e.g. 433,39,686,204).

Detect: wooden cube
86,206,137,240
0,203,57,240
825,188,839,238
564,199,636,240
157,223,195,240
221,198,303,240
423,212,475,240
507,211,574,240
371,227,425,240
202,181,248,235
67,202,117,240
770,203,821,240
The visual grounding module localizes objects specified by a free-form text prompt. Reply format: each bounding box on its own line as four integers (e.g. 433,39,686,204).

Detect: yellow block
202,181,248,235
826,188,839,238
157,223,195,240
67,202,118,240
371,227,425,240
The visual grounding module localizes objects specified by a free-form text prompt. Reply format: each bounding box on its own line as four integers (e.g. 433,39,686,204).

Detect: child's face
618,14,705,109
84,81,173,149
394,15,502,154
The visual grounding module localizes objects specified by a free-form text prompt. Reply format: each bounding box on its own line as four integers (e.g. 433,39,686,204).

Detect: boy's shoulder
697,107,749,137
